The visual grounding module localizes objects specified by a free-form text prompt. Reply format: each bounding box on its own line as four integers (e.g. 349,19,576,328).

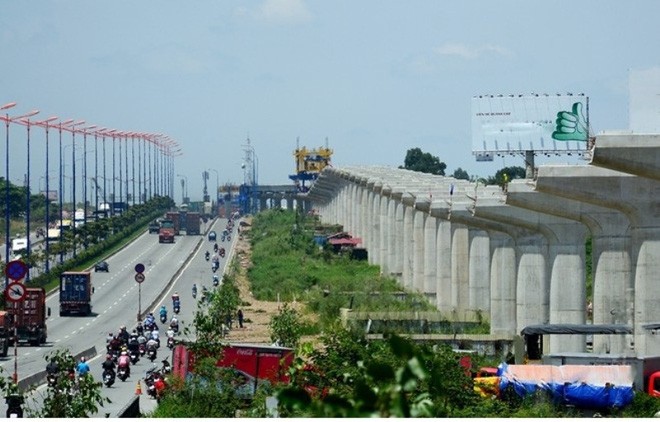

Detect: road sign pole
13,325,17,385
137,283,141,323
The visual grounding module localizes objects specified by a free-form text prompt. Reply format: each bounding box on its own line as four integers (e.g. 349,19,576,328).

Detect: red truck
159,219,176,243
172,343,294,398
6,287,49,346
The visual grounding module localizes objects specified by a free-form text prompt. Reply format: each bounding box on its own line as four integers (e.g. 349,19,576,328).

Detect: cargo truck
166,211,182,235
59,271,94,316
6,288,49,346
159,219,175,243
185,212,201,235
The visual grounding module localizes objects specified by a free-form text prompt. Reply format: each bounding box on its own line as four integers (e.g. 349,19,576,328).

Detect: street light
69,120,86,258
34,116,58,274
82,124,97,221
1,101,17,281
1,106,38,285
57,119,74,264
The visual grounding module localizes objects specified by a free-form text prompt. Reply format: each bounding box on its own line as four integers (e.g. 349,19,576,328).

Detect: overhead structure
289,137,333,192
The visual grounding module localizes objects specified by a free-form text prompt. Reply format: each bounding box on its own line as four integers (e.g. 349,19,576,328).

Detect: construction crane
289,137,333,192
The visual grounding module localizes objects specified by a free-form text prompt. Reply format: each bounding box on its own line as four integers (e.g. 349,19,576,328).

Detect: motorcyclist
101,354,116,379
108,335,122,355
137,332,147,345
159,305,167,321
192,283,197,297
136,323,144,336
146,338,159,359
213,274,219,285
166,327,175,339
144,313,155,329
205,250,210,260
213,242,219,252
118,325,130,345
127,334,140,355
46,358,59,375
106,332,114,345
117,351,131,377
170,316,179,332
77,357,90,377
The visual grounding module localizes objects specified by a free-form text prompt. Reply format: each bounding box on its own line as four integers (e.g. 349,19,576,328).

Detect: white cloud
434,42,513,60
255,0,312,24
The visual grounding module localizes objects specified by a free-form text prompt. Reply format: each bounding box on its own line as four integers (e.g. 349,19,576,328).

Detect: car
94,261,109,272
208,231,217,241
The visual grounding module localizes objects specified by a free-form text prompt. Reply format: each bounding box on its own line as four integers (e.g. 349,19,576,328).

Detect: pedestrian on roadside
237,309,244,328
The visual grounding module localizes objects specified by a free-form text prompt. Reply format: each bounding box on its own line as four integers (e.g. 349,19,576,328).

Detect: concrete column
286,197,293,211
631,226,660,355
468,229,490,314
260,197,267,211
370,188,381,265
402,204,414,289
489,233,517,336
412,209,425,292
379,195,389,269
435,219,452,311
392,199,404,280
384,197,396,275
423,214,438,298
515,233,549,333
451,223,469,312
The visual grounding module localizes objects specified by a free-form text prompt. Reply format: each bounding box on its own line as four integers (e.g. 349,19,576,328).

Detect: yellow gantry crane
290,137,333,192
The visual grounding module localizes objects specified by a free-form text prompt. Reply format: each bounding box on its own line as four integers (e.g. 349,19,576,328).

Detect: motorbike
148,348,157,362
205,251,210,261
212,262,219,273
192,286,197,298
170,321,179,334
160,313,167,324
103,369,115,387
117,365,129,382
173,301,180,314
213,243,219,253
167,336,175,350
129,350,140,365
221,235,226,242
111,349,120,363
139,343,146,356
213,275,219,287
47,373,58,388
219,248,225,258
227,234,231,241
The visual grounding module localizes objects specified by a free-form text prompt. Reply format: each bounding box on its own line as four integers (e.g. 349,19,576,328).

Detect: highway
0,216,236,417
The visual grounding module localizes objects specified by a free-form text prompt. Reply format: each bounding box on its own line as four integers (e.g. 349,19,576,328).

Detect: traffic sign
134,263,145,273
4,260,28,281
5,282,26,302
135,273,145,283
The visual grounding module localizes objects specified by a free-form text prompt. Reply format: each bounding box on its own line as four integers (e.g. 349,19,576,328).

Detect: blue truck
60,271,94,316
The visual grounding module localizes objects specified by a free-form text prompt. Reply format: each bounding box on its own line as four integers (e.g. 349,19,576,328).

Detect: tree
400,148,446,176
452,168,470,180
269,303,303,349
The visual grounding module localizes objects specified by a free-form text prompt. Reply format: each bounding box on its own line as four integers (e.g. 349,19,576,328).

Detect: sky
1,0,660,203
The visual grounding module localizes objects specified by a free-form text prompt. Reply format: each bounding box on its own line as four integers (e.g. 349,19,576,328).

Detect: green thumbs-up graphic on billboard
552,102,588,142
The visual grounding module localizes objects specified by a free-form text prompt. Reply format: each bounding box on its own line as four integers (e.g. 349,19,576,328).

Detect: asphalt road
0,216,238,417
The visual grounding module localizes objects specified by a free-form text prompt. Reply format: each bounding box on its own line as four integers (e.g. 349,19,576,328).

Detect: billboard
471,94,589,159
629,68,660,133
40,190,58,201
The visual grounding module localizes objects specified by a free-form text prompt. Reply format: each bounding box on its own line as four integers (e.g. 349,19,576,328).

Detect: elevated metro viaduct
304,132,660,359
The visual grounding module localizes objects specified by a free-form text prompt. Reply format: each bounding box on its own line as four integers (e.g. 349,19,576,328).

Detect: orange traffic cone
135,380,142,395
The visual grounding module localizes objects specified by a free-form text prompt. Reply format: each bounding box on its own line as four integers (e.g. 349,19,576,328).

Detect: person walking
237,309,244,328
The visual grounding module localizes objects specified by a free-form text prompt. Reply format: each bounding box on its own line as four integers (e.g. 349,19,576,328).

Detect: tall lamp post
34,116,58,274
81,125,97,222
57,119,74,264
69,120,86,258
1,101,17,283
2,105,38,285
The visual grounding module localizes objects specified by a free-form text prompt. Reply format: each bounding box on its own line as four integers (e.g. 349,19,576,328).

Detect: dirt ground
223,217,308,344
